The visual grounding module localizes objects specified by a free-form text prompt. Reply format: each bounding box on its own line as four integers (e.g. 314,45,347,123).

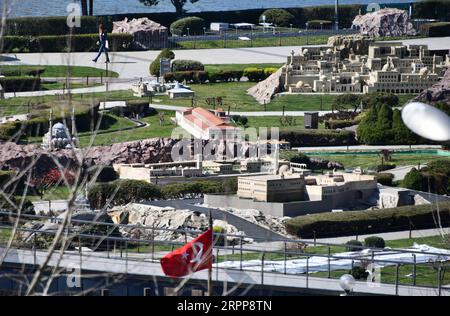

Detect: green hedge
163,71,209,84
278,128,357,147
171,60,205,72
375,173,394,186
3,5,363,38
88,179,229,209
88,179,162,209
4,16,100,36
170,17,206,36
420,22,450,37
0,66,45,77
0,101,100,140
285,202,450,238
0,76,41,92
414,0,450,21
307,20,333,29
208,70,243,83
110,100,154,117
1,34,134,53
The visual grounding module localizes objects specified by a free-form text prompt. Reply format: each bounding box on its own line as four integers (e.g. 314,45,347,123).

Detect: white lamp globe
339,274,355,292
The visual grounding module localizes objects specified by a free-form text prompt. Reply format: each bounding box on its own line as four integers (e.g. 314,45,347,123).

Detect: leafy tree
260,9,295,27
361,92,398,109
402,168,425,191
140,0,200,15
333,93,361,112
364,236,385,248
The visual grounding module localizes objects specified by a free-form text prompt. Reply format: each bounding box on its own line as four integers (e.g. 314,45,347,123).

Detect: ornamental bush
149,49,175,76
260,9,295,27
375,173,394,186
0,76,41,92
171,59,204,72
345,240,363,252
243,67,266,82
364,236,386,249
170,17,206,36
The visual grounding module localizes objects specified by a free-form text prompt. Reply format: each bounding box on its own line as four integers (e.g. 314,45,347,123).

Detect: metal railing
0,211,449,295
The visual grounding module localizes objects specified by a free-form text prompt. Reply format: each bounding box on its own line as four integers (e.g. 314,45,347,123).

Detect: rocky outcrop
112,17,168,49
327,34,373,58
415,67,450,105
309,157,344,170
108,203,247,244
0,138,179,176
352,8,416,38
247,67,283,104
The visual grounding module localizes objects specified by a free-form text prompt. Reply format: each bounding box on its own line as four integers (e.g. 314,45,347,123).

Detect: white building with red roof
175,107,241,140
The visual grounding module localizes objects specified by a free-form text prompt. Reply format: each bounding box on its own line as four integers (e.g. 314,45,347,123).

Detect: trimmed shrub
1,34,134,53
88,180,162,209
375,173,394,186
4,16,100,36
350,266,369,280
150,49,175,76
307,20,332,29
345,240,363,252
0,76,41,92
414,1,450,22
260,9,295,27
376,163,396,172
364,236,386,249
325,119,361,130
86,165,119,183
420,22,450,37
163,71,209,84
0,66,45,77
207,70,243,83
161,180,223,199
285,202,450,238
171,59,204,72
278,128,357,147
264,67,278,77
243,67,266,82
170,16,206,36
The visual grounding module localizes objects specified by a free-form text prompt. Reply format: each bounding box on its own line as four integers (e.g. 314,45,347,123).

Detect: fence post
438,264,442,296
151,224,155,261
261,252,265,285
284,242,287,274
240,237,243,271
395,264,400,296
313,231,316,246
412,254,416,286
327,247,331,278
306,256,309,288
107,238,110,259
33,233,37,265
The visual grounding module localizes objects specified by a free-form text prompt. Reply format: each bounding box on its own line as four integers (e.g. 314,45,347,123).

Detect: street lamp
187,27,190,36
339,274,355,296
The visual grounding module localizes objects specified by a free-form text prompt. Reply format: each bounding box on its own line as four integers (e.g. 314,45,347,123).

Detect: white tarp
217,243,450,274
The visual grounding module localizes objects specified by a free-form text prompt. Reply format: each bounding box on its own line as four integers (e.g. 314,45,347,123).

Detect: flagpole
208,210,213,296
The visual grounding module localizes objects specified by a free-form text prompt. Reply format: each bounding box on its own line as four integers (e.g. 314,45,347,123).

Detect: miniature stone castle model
281,42,447,94
42,108,78,150
248,37,449,103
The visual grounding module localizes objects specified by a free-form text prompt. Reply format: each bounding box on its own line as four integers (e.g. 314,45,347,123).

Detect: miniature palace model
281,41,449,94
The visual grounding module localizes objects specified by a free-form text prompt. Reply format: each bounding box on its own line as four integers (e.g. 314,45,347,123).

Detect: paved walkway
379,164,427,181
5,36,450,79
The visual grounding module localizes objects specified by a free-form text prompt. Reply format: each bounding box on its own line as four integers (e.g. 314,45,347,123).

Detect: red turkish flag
160,228,213,278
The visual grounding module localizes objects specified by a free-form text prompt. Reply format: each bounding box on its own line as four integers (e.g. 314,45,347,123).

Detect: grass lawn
305,152,446,170
25,186,71,202
175,35,330,50
0,65,119,78
76,110,177,147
